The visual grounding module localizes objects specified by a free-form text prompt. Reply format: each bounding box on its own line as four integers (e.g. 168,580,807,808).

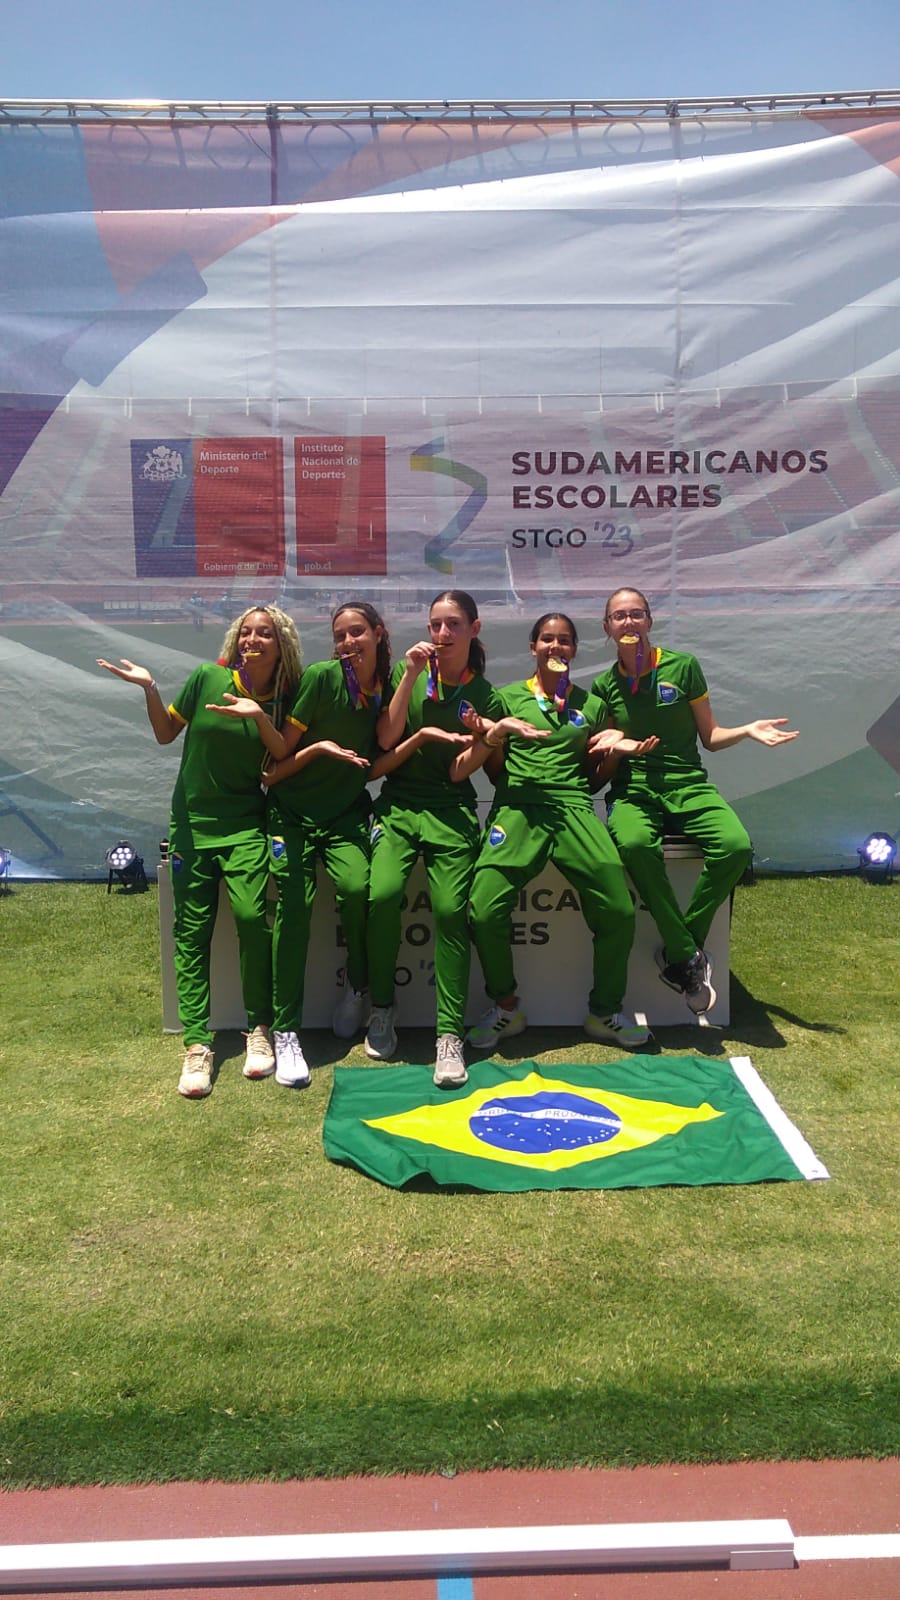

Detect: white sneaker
583,1011,651,1050
274,1030,310,1087
433,1033,468,1087
178,1043,213,1098
466,1003,527,1051
332,977,369,1039
242,1024,276,1078
365,1004,397,1060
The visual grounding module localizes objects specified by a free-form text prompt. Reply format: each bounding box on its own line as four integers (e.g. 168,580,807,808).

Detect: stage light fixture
0,846,11,893
106,840,148,894
857,832,896,885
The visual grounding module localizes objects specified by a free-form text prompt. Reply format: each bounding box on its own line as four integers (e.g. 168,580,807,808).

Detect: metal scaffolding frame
0,90,899,124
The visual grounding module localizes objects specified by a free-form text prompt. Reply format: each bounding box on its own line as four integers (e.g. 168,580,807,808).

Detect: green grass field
1,876,897,1488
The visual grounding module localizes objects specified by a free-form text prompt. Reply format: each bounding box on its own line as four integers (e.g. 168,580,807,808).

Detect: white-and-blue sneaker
274,1030,310,1087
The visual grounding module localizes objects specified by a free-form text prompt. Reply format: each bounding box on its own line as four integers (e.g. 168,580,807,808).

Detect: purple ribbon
426,651,441,702
341,654,381,711
236,648,255,695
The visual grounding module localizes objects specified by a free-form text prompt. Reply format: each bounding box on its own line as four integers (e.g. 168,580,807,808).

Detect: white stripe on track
796,1533,900,1562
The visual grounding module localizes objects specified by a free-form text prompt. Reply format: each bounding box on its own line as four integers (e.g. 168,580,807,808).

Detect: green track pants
606,782,751,964
270,816,370,1032
469,802,636,1018
169,831,272,1047
367,804,480,1037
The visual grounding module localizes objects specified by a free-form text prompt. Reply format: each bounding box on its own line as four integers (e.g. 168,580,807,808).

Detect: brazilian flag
323,1056,828,1191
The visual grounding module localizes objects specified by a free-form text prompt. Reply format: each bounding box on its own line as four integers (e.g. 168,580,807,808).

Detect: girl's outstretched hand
588,727,660,757
97,657,153,689
497,715,552,743
746,718,799,747
310,740,371,768
205,693,264,719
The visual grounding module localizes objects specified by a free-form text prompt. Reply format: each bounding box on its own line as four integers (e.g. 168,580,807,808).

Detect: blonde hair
219,604,302,725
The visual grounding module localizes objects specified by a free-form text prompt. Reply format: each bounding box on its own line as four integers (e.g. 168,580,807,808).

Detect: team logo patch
658,682,679,704
270,836,286,860
488,824,507,848
370,823,384,845
567,709,586,727
169,852,184,874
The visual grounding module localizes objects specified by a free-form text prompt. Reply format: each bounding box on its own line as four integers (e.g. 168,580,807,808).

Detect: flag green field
324,1056,829,1192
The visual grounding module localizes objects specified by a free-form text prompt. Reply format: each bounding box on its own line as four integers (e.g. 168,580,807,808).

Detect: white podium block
158,834,729,1034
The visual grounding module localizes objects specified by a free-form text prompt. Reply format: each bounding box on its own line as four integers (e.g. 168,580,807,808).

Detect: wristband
482,734,505,750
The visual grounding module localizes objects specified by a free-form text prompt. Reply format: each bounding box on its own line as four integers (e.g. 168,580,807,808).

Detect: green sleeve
171,664,209,724
286,663,323,730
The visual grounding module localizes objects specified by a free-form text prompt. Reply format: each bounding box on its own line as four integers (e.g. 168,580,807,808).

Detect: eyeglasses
608,607,649,623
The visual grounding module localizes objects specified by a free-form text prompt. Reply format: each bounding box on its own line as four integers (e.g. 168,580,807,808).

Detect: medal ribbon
527,673,568,716
621,642,658,697
235,647,257,696
340,654,382,711
427,661,474,705
426,651,441,702
549,660,570,713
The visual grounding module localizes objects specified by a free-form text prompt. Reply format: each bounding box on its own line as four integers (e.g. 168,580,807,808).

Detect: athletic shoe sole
583,1018,650,1051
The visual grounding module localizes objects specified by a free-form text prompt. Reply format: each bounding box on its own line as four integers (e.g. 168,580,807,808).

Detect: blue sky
2,0,897,103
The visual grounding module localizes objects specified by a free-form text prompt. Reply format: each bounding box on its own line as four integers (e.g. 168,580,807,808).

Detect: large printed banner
1,109,899,875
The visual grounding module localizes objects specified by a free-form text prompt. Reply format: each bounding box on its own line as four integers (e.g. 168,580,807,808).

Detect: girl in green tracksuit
590,587,798,1016
98,605,301,1099
364,590,542,1088
262,600,391,1087
466,611,656,1054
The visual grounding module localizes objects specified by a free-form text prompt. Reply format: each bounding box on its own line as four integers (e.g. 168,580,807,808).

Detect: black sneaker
683,950,716,1015
655,946,689,993
655,947,716,1015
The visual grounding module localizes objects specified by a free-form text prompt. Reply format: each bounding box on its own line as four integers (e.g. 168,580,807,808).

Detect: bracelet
482,734,505,750
146,679,158,693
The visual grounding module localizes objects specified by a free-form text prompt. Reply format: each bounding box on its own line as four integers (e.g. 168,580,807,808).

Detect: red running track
1,1458,898,1599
